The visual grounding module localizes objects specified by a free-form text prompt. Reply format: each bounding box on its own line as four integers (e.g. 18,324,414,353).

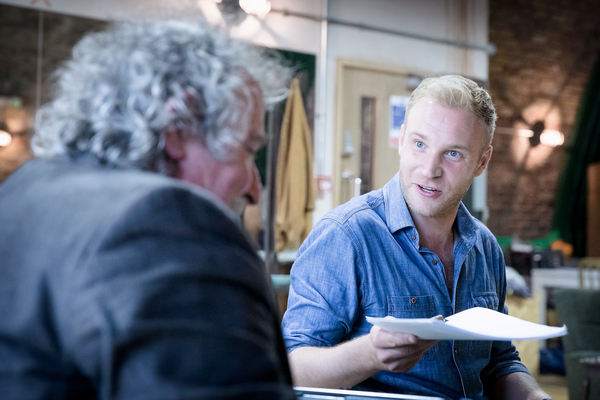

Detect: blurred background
1,1,600,398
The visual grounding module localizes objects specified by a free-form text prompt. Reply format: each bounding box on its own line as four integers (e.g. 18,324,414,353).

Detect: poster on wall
388,95,409,148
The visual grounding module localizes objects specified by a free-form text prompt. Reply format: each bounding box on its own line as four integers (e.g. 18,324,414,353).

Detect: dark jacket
0,157,295,400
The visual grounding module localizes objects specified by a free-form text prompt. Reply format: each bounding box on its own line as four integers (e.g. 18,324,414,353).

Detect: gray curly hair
405,75,497,146
31,20,291,173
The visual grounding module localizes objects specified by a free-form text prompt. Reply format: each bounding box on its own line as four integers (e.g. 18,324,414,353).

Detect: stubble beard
399,172,472,220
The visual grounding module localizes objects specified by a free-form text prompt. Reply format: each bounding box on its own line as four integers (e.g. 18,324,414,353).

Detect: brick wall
487,0,600,241
0,5,106,182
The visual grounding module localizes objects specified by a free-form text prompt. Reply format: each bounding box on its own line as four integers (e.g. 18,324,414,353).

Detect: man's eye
448,150,460,158
415,141,424,148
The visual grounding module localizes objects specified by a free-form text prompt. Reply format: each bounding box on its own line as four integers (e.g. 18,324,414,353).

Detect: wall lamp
495,123,565,148
526,120,565,147
0,122,12,147
239,0,271,16
214,0,271,17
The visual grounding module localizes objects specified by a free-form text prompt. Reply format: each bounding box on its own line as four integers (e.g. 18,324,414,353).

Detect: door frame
333,58,430,206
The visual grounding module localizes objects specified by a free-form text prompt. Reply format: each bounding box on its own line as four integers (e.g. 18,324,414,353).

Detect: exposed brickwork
0,5,106,107
0,4,106,181
487,0,600,240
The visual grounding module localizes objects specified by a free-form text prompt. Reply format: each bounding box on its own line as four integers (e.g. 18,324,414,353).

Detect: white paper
366,307,567,341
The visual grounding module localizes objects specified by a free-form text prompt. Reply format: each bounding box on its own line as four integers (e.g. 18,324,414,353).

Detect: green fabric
553,50,600,256
528,229,561,249
495,235,512,250
554,289,600,400
495,229,560,250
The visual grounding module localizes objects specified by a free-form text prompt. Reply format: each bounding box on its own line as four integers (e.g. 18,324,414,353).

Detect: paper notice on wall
367,307,567,341
389,95,409,148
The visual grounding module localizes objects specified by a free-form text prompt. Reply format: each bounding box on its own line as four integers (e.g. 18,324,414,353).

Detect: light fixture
239,0,271,16
528,120,546,147
539,129,564,147
0,131,12,147
214,0,271,24
526,121,565,148
495,127,534,138
0,122,12,147
215,0,247,24
517,129,534,137
495,123,564,148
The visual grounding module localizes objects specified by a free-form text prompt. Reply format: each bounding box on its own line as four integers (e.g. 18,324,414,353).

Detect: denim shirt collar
382,173,482,253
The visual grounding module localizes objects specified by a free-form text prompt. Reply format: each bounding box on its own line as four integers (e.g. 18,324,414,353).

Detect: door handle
342,169,362,198
354,177,362,198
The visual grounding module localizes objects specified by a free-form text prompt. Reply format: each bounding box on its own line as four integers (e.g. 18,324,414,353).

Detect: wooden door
335,60,426,206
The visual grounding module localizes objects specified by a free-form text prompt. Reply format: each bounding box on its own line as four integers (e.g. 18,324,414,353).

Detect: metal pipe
269,7,496,55
36,10,44,111
263,109,279,275
314,0,328,176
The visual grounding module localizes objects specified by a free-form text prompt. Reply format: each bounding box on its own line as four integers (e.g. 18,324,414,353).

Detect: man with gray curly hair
283,75,552,399
0,20,296,399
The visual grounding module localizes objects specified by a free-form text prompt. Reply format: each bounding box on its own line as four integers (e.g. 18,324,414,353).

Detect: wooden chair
578,257,600,289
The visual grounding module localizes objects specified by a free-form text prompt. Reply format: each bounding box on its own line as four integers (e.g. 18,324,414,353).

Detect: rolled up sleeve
282,217,363,354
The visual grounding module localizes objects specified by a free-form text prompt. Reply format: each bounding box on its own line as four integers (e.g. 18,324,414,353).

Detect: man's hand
289,327,438,389
368,325,439,373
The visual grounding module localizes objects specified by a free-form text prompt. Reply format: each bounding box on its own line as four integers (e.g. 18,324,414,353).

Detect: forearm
485,372,551,400
288,335,380,389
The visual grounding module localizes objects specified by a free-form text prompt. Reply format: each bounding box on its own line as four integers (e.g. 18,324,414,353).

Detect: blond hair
405,75,497,146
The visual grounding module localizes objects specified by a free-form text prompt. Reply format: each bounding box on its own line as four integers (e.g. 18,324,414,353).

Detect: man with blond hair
283,75,552,400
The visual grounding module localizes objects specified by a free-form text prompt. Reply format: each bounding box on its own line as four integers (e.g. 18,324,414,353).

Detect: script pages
366,307,567,340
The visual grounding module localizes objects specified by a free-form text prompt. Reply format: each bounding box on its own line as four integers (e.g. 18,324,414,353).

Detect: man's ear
397,124,405,156
163,130,186,161
474,145,493,177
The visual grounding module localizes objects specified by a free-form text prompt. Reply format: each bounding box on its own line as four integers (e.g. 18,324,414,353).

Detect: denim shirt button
432,259,438,265
410,297,416,304
411,234,416,240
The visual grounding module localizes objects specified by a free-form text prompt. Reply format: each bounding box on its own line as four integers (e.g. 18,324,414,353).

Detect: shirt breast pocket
468,292,500,356
386,295,438,361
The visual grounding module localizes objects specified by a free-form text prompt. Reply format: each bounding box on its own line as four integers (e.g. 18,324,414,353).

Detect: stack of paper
366,307,567,341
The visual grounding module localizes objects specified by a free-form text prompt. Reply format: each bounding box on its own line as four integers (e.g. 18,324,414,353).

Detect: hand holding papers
366,307,567,341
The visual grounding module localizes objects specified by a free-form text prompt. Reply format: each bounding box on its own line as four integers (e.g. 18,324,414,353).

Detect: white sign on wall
389,95,410,148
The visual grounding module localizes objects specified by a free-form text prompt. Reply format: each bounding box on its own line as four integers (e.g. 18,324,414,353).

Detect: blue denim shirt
282,174,529,400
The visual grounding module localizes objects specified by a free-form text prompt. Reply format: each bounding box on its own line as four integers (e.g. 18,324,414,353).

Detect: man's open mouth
418,184,439,194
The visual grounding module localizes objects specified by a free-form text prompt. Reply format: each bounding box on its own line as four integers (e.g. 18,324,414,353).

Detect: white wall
0,0,491,222
0,0,323,53
321,0,490,222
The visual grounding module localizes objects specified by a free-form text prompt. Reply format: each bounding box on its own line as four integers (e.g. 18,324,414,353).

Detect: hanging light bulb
239,0,271,16
540,129,564,147
0,129,12,147
0,120,12,147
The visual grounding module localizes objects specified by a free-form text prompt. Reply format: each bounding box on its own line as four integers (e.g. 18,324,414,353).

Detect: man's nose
246,165,262,205
422,153,443,178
